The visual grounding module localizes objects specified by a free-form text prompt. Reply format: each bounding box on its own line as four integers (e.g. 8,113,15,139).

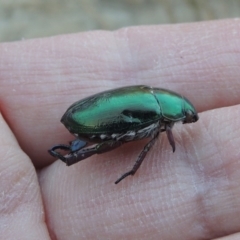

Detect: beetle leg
64,140,123,166
48,144,72,162
48,139,87,163
115,131,159,184
166,124,175,152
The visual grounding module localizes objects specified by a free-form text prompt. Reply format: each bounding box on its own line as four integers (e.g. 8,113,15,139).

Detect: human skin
0,19,240,240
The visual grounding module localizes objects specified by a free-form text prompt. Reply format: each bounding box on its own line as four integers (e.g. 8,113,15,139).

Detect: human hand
0,19,240,240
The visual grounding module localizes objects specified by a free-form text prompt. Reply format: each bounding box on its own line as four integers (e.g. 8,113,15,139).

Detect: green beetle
49,85,198,184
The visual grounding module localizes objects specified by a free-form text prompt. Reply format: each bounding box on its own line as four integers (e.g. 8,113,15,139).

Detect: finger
214,233,240,240
0,113,50,239
0,19,240,167
39,104,240,240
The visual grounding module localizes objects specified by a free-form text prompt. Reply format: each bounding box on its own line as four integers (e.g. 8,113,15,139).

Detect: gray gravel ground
1,0,240,42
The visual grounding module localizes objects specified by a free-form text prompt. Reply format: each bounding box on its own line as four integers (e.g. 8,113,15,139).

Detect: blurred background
1,0,240,42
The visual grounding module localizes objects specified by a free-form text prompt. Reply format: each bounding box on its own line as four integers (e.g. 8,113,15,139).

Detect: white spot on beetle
111,133,120,139
100,134,107,139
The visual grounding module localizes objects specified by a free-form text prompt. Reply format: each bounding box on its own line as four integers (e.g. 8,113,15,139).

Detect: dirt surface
1,0,240,42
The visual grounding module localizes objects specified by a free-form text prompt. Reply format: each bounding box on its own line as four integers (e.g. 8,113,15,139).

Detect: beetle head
182,97,199,124
183,109,199,123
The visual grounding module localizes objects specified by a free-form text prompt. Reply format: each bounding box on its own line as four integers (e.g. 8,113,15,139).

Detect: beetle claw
48,144,71,162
